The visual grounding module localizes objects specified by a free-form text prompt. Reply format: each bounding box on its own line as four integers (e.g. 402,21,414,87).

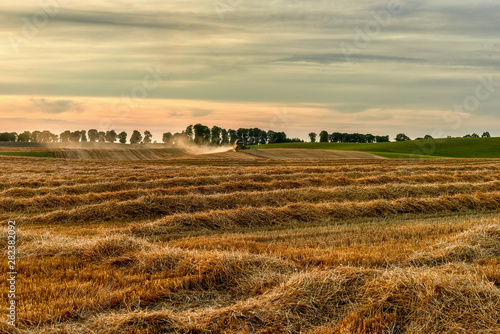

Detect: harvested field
0,147,52,152
51,148,195,160
0,155,499,333
48,147,385,161
242,148,385,160
0,144,384,161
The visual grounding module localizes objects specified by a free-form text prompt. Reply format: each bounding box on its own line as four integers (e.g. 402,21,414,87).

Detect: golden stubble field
0,155,499,333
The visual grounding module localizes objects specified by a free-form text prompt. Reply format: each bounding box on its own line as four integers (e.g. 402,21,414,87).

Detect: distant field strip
0,156,499,333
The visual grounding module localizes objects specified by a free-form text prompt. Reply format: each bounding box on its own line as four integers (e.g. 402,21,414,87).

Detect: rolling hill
252,137,500,158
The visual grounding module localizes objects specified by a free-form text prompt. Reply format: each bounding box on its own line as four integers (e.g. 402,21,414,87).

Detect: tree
0,133,17,142
39,130,55,143
88,129,99,142
105,130,117,143
471,133,480,138
118,131,128,144
319,130,329,143
31,131,41,143
258,130,268,145
330,132,342,143
60,130,71,143
211,126,222,146
308,132,317,143
162,132,173,144
248,128,262,145
375,135,389,142
185,125,194,142
202,128,211,144
18,131,31,142
237,128,249,144
274,132,287,143
80,130,88,142
130,130,142,144
172,131,186,145
98,131,106,142
69,131,81,142
424,135,433,139
143,130,152,144
193,124,210,145
365,134,375,143
348,133,367,143
482,132,491,138
221,129,229,145
267,130,276,144
395,133,411,142
228,129,238,144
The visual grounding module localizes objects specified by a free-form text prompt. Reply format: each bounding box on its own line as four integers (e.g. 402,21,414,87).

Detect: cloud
168,110,185,117
0,8,225,31
276,54,424,64
0,117,71,123
331,104,372,114
30,98,85,114
0,0,499,138
191,108,214,117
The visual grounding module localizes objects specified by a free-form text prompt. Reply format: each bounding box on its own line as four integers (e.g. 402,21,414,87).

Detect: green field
251,137,500,158
0,152,54,158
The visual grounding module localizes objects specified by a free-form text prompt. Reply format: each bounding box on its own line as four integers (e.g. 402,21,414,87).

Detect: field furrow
131,191,500,234
3,181,500,216
1,170,498,199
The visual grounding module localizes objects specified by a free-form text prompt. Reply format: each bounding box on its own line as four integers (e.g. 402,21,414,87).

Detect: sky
1,0,499,141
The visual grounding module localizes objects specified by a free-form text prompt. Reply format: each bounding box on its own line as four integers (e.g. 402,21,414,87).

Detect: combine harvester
233,139,250,152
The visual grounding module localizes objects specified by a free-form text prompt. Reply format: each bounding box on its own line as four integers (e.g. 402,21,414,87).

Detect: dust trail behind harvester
179,143,233,155
41,139,233,160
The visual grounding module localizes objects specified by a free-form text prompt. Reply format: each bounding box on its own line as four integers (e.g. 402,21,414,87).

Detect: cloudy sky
1,0,499,140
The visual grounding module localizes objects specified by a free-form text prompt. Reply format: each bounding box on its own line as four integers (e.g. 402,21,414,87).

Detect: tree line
0,124,304,145
162,124,303,146
0,130,150,144
462,132,491,138
0,128,492,144
308,131,390,143
308,131,492,143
